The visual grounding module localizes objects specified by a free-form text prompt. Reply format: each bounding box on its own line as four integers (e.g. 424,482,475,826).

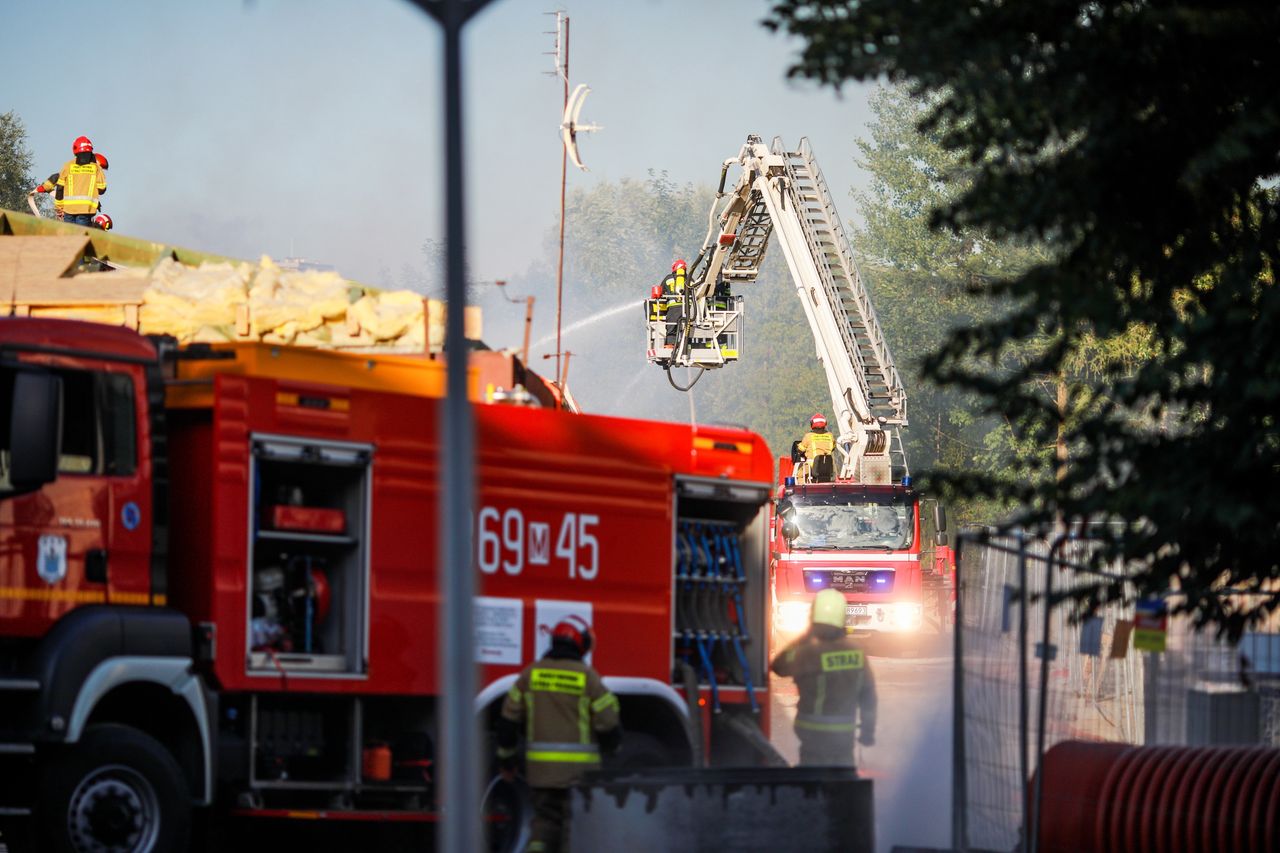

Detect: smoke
770,645,954,853
863,650,953,852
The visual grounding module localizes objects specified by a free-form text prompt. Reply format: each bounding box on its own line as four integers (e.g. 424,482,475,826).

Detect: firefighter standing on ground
34,136,106,226
799,413,837,483
771,588,877,766
496,617,622,852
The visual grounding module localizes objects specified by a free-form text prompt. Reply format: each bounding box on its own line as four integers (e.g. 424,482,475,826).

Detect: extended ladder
772,137,905,427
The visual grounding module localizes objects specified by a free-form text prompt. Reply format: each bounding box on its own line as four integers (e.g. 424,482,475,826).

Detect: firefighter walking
496,616,622,852
771,588,876,767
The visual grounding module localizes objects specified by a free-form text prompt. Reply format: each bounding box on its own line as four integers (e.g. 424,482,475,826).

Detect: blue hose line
696,637,720,713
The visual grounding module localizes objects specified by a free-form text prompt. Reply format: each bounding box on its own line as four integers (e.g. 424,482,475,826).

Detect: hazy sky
9,0,876,288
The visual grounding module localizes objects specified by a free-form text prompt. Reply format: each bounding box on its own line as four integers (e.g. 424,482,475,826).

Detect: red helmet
810,413,827,429
550,615,594,656
672,259,687,272
72,136,93,154
95,153,109,170
92,213,113,231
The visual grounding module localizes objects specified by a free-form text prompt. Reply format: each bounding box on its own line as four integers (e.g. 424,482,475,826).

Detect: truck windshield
789,494,915,550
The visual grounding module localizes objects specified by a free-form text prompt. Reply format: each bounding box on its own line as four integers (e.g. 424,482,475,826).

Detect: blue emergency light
901,475,912,488
784,476,796,487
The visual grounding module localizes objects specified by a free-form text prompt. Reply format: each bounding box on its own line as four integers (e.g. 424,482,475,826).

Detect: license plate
846,604,868,617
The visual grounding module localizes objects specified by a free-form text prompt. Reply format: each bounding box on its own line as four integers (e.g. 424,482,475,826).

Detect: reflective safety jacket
770,632,876,752
55,156,106,215
499,656,621,788
799,429,835,461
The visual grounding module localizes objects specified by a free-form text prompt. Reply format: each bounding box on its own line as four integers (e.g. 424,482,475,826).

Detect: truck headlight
891,602,923,630
775,601,811,635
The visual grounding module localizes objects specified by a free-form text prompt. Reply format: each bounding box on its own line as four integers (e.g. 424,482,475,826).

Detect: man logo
528,522,550,565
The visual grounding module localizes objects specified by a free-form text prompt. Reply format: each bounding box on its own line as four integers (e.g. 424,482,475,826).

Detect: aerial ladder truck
645,135,953,643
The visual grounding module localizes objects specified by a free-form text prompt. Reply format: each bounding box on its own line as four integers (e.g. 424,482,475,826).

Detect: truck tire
38,723,191,853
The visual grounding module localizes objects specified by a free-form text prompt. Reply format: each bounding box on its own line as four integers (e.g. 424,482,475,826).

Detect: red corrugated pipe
1034,740,1279,852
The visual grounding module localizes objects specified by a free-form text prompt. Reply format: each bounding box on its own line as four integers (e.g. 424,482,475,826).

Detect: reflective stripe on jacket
500,657,621,788
800,429,835,460
56,159,106,214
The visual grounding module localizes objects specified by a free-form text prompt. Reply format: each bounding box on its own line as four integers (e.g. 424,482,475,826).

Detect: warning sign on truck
475,596,523,665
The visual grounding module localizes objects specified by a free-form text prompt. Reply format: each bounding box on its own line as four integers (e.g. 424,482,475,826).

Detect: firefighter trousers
796,730,856,768
528,787,570,853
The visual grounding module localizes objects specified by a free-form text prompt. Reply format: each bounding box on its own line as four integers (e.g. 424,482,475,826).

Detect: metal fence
951,531,1280,853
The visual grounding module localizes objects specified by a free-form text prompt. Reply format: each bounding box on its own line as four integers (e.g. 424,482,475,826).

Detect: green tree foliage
0,111,39,213
849,86,1042,521
765,1,1280,634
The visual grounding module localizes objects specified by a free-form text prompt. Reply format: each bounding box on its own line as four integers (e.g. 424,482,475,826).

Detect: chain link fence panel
952,531,1279,853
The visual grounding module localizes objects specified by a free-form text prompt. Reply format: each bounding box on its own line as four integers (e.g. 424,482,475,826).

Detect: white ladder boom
645,135,909,482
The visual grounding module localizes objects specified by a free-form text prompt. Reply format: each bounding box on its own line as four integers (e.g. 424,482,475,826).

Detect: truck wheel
39,723,191,853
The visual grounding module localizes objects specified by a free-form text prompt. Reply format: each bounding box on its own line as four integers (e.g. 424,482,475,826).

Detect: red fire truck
644,136,954,645
0,229,775,849
769,459,953,646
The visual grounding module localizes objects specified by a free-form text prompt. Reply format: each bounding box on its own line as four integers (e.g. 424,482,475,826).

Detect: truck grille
803,569,894,593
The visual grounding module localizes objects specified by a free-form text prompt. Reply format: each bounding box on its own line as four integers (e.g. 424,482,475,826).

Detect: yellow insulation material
20,250,444,351
140,259,250,339
249,256,351,343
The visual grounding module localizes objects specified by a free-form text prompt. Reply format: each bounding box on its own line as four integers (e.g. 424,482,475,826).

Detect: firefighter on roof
496,616,621,852
771,588,877,767
34,136,106,227
799,413,837,483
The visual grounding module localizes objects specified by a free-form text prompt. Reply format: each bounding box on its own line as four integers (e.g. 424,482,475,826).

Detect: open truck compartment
247,434,373,676
672,475,773,760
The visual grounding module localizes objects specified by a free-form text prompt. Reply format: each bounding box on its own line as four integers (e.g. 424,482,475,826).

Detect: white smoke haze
770,646,953,852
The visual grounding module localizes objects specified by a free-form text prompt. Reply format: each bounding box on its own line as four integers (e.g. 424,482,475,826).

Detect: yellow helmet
812,588,847,630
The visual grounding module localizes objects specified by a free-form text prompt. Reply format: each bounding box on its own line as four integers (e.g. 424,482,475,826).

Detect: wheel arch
66,658,213,805
474,674,694,764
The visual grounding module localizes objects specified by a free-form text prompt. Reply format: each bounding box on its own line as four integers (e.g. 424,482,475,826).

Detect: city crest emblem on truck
37,534,68,584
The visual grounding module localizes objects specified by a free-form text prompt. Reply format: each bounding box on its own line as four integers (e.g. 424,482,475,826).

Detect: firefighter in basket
648,258,689,354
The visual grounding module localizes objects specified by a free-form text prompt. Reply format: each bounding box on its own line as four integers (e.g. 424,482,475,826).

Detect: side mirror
777,498,795,522
934,503,948,534
782,520,799,543
9,372,62,491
